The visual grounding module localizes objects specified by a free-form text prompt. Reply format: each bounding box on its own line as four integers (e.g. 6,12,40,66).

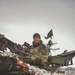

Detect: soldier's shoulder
41,43,46,47
40,44,46,49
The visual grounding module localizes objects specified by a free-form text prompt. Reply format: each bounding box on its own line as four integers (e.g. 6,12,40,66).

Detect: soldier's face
33,37,40,43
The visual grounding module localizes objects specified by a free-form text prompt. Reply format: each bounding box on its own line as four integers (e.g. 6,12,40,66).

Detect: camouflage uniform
24,34,48,65
29,40,47,57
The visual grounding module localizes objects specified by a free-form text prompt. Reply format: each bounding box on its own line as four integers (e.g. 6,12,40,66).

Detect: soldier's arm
39,44,47,55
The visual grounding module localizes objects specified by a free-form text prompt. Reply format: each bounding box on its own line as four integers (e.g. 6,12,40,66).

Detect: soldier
24,33,48,66
29,33,47,58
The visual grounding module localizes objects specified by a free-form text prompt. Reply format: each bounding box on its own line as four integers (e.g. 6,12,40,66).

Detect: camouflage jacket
29,40,47,57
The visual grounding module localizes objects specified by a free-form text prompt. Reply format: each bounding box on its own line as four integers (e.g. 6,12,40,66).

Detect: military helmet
33,33,41,39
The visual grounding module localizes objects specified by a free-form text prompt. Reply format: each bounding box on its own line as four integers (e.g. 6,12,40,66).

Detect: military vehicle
0,29,75,74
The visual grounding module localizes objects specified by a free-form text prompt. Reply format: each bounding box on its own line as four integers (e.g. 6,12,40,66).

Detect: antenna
45,29,60,56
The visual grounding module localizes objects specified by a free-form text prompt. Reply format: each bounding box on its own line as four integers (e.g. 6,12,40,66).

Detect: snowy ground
28,64,75,75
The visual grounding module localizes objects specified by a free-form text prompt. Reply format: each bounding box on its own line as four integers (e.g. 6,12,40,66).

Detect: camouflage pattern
29,41,47,57
29,40,48,64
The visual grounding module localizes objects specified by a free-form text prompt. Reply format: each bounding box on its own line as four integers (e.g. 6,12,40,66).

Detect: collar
32,40,43,47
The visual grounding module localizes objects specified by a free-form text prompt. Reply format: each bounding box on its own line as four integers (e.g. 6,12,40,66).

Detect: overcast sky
0,0,75,65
